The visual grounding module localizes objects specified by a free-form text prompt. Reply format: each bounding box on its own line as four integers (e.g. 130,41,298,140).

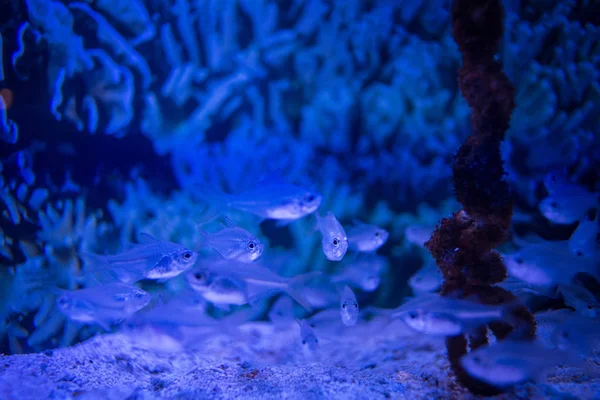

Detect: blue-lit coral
0,0,599,397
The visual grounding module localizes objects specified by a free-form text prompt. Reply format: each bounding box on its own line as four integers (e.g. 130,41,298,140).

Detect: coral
424,0,536,395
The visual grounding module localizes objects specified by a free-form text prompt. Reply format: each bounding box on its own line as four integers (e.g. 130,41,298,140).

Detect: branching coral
424,0,536,395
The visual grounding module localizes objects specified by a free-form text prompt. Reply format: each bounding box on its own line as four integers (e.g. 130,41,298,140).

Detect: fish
316,212,348,261
393,295,516,336
268,295,295,328
408,259,442,294
330,255,386,292
568,211,599,258
195,258,319,310
503,244,599,288
539,172,598,225
346,221,389,252
340,285,359,326
297,319,319,361
201,175,322,222
404,224,435,247
81,233,198,283
548,313,600,358
185,269,248,309
56,282,151,330
461,340,588,388
198,216,264,263
557,283,599,318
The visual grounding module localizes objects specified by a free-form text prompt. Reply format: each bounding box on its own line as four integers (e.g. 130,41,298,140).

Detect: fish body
394,295,511,336
408,260,442,294
316,212,348,261
461,340,584,388
331,255,387,292
347,222,389,252
557,283,599,318
539,173,598,225
225,179,322,221
340,285,359,326
298,319,319,361
199,218,264,263
191,259,317,310
568,211,599,258
56,283,151,329
186,269,248,307
504,244,599,288
404,224,434,247
82,233,198,283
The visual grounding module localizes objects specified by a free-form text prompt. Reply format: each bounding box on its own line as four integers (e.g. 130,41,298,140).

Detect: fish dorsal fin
138,232,158,244
220,215,237,228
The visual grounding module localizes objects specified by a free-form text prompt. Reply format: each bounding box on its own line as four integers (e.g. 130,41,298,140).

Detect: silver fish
298,319,319,361
503,245,599,288
268,295,295,328
404,224,434,247
557,283,599,318
539,173,598,225
347,221,389,252
461,340,585,388
82,233,198,283
198,217,264,263
56,283,151,329
316,212,348,261
568,211,599,258
394,295,513,336
217,176,322,221
408,260,442,294
186,269,248,308
331,255,386,292
340,285,359,326
199,258,318,310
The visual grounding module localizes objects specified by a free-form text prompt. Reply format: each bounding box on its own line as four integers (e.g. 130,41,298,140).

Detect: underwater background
0,0,599,398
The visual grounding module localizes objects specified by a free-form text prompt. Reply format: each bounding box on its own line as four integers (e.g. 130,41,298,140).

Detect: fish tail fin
286,271,322,311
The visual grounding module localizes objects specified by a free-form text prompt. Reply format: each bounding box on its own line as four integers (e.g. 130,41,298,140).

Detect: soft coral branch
424,0,536,395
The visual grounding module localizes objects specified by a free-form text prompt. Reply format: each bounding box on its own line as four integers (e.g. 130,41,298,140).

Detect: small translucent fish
404,224,434,247
297,319,319,361
198,217,264,263
56,283,151,330
331,255,386,292
198,258,319,310
568,211,599,258
557,283,599,318
347,221,389,252
316,212,348,261
539,173,598,225
186,269,248,308
340,285,359,326
268,295,295,328
461,340,587,388
408,260,442,294
504,245,599,288
393,295,514,336
549,313,600,358
206,176,322,222
81,233,198,283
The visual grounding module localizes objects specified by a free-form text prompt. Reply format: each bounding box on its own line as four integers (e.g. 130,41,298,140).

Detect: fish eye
342,303,346,309
472,356,481,363
550,201,558,208
515,257,523,264
194,272,205,281
576,250,583,257
183,251,193,260
588,305,594,310
58,296,69,305
375,232,380,237
248,242,255,249
135,292,144,298
306,193,315,202
408,311,418,319
302,340,306,345
333,238,339,247
114,294,127,302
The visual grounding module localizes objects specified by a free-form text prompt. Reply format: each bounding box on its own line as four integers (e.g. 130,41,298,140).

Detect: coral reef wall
0,0,598,371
